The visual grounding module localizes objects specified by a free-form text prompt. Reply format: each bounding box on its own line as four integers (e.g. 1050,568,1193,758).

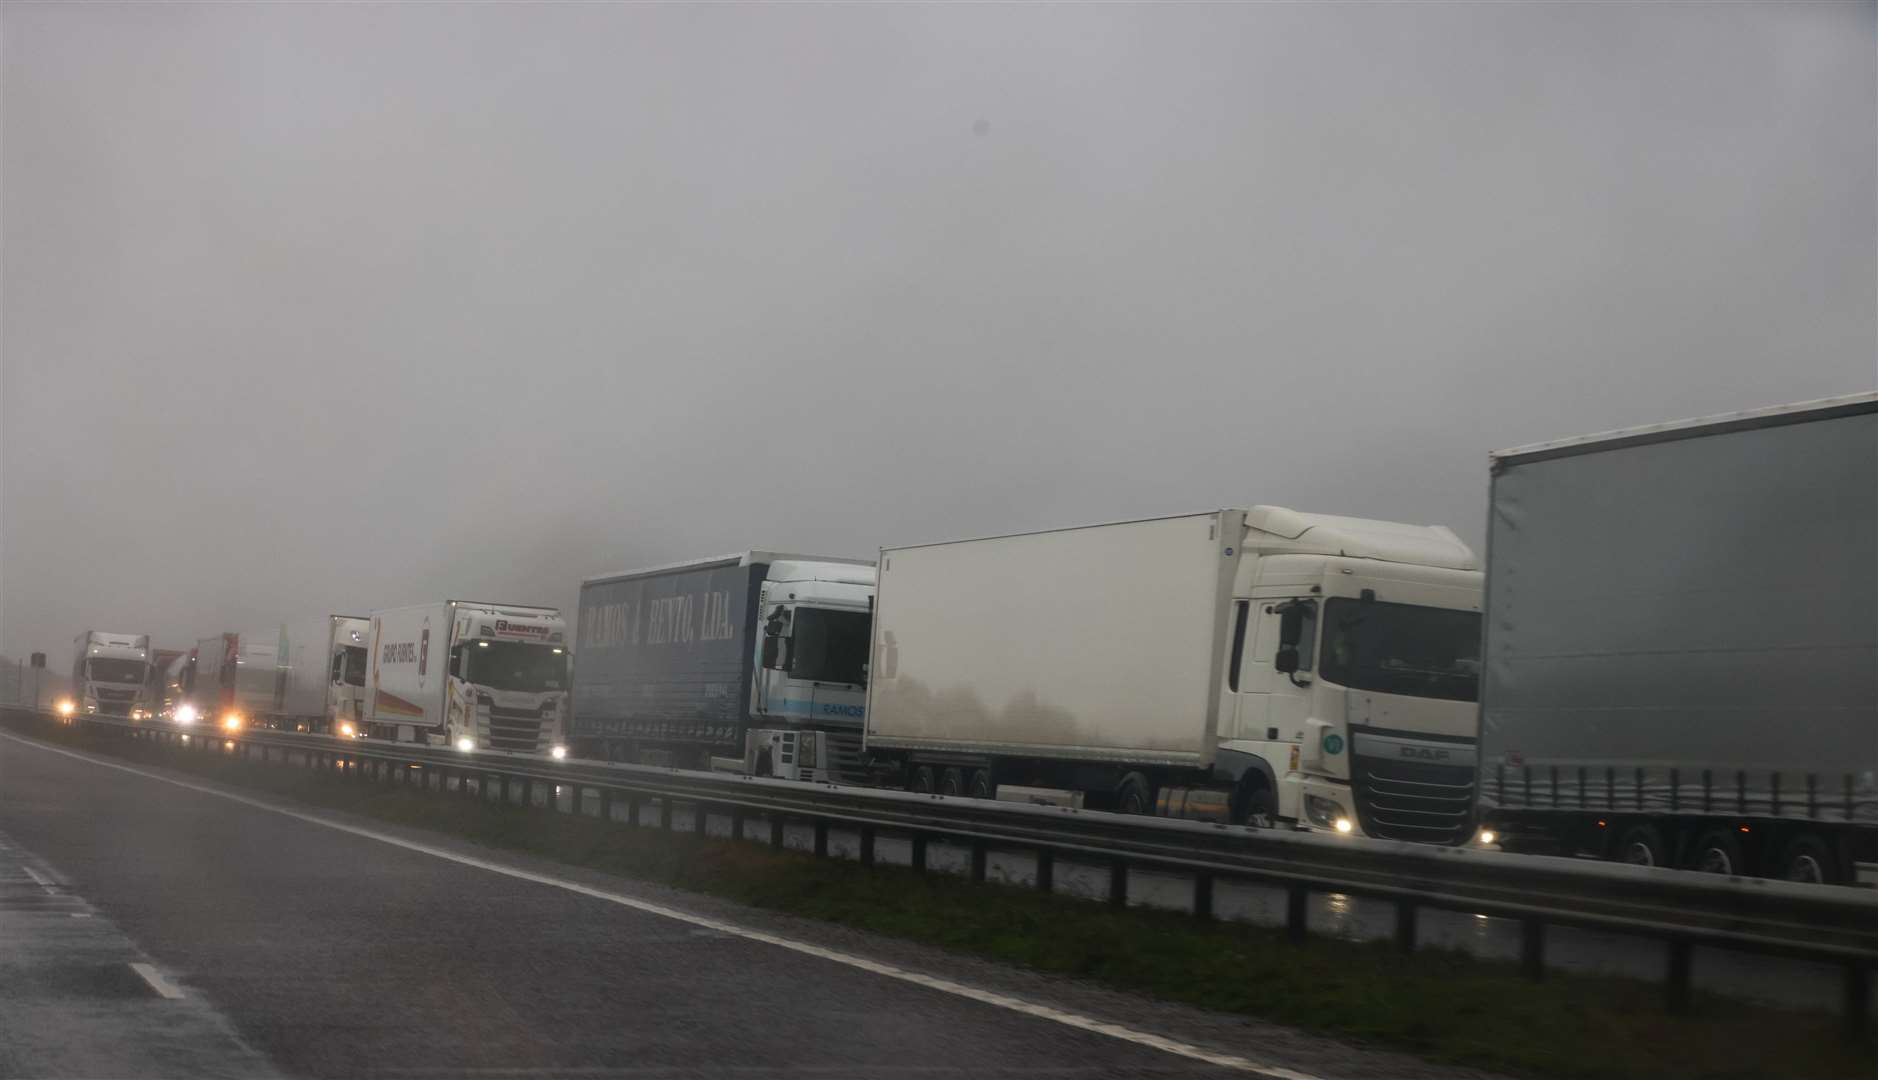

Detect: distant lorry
69,631,154,718
364,601,570,756
1477,393,1878,885
157,648,197,720
177,617,371,734
864,508,1485,842
572,553,875,781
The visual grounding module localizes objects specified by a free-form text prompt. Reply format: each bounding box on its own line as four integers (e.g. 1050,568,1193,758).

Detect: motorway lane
0,732,1471,1080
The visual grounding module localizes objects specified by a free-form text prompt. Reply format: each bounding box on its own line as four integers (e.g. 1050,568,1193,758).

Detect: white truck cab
70,631,153,718
745,559,876,782
365,601,571,756
1221,509,1481,840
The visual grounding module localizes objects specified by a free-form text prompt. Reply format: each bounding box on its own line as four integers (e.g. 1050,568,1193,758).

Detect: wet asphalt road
0,731,1498,1080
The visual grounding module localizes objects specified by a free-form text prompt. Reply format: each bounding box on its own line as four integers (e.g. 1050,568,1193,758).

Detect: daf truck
364,601,570,756
1477,392,1878,884
572,553,875,781
69,631,154,718
864,507,1485,842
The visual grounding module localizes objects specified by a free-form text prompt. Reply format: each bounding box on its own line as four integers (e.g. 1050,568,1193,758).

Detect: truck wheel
1233,774,1275,827
1116,772,1154,815
1614,823,1669,868
1776,833,1837,885
939,767,965,796
909,765,936,793
967,768,993,800
1686,829,1744,876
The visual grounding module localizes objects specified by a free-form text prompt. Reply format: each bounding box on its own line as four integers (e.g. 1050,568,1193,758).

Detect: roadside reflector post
814,820,829,858
1193,872,1214,920
859,826,876,866
911,833,928,872
599,787,613,822
1035,850,1054,894
970,840,987,883
1395,901,1418,954
1521,919,1546,981
659,797,673,831
1108,860,1127,907
728,806,745,841
1842,963,1869,1041
770,815,785,848
1666,939,1693,1013
1286,885,1308,941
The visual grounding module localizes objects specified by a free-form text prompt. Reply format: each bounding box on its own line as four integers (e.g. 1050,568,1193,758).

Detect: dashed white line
129,961,187,999
22,864,58,892
0,731,1329,1080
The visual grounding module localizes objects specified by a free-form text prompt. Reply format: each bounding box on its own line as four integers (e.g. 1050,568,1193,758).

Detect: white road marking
22,864,58,892
0,731,1330,1080
130,961,187,999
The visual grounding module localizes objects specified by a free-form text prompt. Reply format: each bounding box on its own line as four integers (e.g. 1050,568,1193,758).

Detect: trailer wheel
1687,829,1744,876
967,768,994,800
939,767,966,797
1116,772,1154,815
910,765,936,794
1614,823,1669,868
1776,833,1838,885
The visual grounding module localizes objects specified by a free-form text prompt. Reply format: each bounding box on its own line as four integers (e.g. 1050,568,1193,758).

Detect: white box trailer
866,508,1485,842
364,600,570,756
1478,392,1878,884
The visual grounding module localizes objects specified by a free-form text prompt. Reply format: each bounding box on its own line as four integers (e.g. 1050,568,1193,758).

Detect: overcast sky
3,1,1873,668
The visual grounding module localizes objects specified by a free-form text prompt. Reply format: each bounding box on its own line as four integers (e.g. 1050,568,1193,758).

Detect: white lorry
572,553,875,780
865,507,1485,843
69,631,154,718
364,601,571,756
181,618,371,734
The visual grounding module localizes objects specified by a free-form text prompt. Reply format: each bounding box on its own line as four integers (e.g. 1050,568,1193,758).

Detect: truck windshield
1320,599,1480,703
466,641,566,692
791,608,870,685
87,659,147,684
340,646,368,687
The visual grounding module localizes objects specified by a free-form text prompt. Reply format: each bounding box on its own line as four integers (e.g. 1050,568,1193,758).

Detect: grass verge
10,716,1871,1080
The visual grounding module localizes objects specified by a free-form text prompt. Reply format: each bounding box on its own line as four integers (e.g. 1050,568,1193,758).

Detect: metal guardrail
9,708,1875,1036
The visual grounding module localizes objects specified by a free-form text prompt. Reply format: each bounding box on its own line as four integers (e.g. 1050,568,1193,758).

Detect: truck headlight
456,737,475,753
339,720,356,738
175,704,197,725
1305,794,1350,830
56,699,75,716
222,713,243,731
550,744,567,760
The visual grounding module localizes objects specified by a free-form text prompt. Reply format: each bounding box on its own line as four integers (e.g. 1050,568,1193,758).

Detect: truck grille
825,731,867,785
94,689,138,716
1351,755,1475,845
480,699,546,753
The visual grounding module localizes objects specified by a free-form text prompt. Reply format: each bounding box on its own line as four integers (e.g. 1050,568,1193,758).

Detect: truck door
1230,600,1313,741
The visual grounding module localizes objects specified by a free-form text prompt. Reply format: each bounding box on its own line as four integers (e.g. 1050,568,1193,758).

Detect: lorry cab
327,617,370,736
1215,509,1482,841
71,632,154,718
747,559,876,782
439,604,570,755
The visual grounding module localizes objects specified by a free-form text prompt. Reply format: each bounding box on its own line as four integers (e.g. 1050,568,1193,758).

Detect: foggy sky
3,2,1874,670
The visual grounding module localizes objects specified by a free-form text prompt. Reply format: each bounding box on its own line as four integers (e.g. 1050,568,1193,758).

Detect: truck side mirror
1275,646,1300,674
761,636,780,668
1278,604,1306,648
